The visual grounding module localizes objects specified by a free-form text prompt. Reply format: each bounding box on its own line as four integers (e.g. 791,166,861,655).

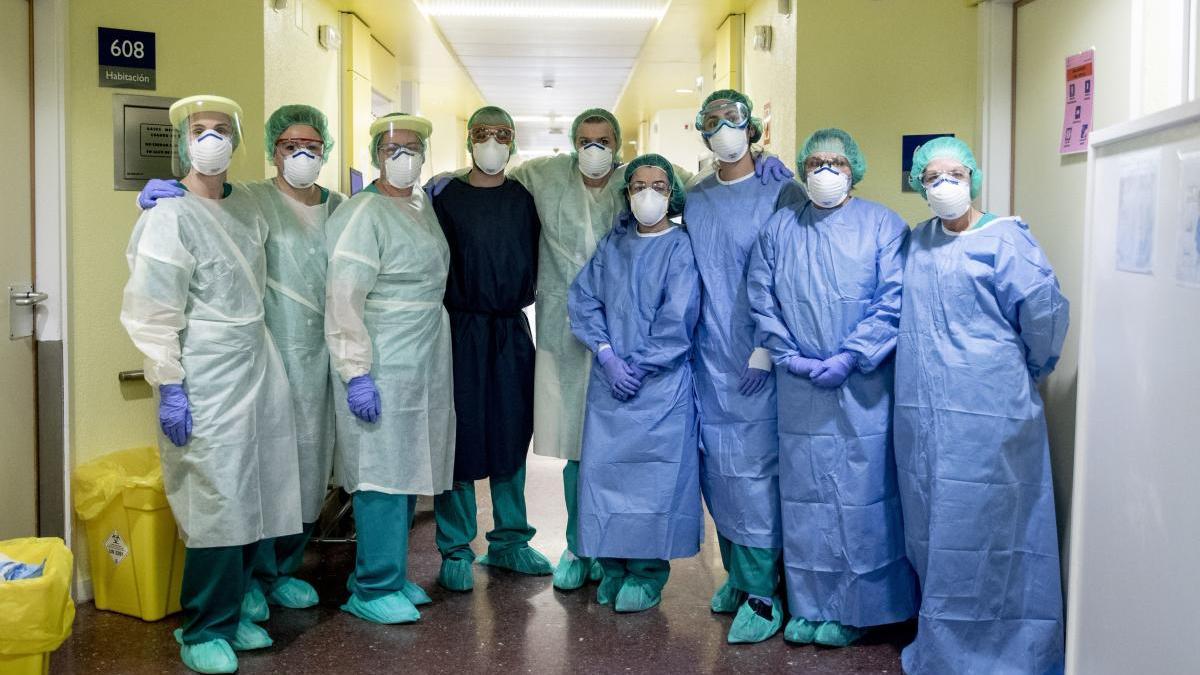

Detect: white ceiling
420,0,671,154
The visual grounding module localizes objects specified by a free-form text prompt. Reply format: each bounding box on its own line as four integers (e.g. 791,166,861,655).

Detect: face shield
169,95,245,178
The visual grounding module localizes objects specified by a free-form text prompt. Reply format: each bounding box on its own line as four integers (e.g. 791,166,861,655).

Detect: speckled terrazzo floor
53,454,912,674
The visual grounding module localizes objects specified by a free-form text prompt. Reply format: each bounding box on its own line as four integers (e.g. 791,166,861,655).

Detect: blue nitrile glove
755,154,794,185
423,174,454,199
347,374,382,423
738,367,770,395
159,383,193,447
809,351,858,388
598,348,641,400
138,179,185,209
786,355,822,378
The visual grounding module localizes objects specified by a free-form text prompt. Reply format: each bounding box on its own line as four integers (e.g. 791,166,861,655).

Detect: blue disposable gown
747,197,917,627
685,171,806,550
568,218,703,561
894,216,1068,675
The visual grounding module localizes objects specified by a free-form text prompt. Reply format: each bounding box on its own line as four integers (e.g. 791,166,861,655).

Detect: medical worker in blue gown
568,154,702,613
895,136,1068,674
684,89,806,643
748,128,917,648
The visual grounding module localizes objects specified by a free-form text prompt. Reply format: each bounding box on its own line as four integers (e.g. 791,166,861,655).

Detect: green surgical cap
265,104,334,160
623,153,686,218
800,128,867,185
570,108,622,150
467,105,517,156
701,88,763,144
909,136,982,198
370,112,431,169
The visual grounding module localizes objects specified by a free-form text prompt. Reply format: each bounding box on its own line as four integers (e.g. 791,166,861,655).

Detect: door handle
11,290,48,307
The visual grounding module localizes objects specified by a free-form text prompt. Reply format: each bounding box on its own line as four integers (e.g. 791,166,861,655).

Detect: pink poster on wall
1060,49,1095,154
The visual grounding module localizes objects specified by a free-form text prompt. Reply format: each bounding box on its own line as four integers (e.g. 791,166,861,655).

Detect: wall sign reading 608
98,27,156,91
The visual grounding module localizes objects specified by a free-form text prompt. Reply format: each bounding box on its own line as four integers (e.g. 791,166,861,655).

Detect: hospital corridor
1,1,1198,674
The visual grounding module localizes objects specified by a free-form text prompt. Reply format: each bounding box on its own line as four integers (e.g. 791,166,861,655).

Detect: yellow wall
264,0,342,190
740,0,798,165
794,0,979,225
66,0,266,472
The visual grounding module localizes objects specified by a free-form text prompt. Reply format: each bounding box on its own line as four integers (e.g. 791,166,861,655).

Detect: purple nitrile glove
423,174,454,199
158,383,193,447
738,366,770,395
138,179,185,210
809,351,859,389
754,154,794,185
347,374,382,423
598,348,641,400
785,355,822,378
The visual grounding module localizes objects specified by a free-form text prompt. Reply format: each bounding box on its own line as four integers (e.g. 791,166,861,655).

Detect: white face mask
472,138,510,175
925,174,973,220
805,166,851,208
707,125,750,163
189,130,234,176
281,150,322,189
577,143,614,179
631,189,669,226
385,148,424,189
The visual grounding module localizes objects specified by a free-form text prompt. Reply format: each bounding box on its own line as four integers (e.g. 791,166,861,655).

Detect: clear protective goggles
470,125,514,145
920,167,971,188
628,179,671,196
379,142,424,159
803,154,851,174
275,137,325,157
696,100,751,136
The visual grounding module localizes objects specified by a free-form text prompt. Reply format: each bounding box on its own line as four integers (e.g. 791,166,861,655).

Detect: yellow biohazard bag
0,537,75,675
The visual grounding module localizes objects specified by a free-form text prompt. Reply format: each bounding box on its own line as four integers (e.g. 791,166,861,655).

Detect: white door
0,0,39,539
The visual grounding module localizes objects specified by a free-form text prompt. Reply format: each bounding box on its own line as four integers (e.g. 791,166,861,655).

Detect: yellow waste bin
0,537,75,675
73,446,184,621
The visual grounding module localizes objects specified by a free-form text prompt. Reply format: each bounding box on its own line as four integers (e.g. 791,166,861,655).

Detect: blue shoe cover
402,579,432,606
727,596,782,644
813,621,865,647
240,582,269,623
552,550,588,590
230,619,273,651
614,578,662,613
596,573,624,606
784,617,820,644
267,576,318,609
478,545,553,576
710,578,745,614
438,557,475,591
340,590,420,624
173,630,237,674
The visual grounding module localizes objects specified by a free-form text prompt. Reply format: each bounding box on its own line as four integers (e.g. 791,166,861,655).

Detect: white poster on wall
1115,154,1159,275
1176,151,1200,288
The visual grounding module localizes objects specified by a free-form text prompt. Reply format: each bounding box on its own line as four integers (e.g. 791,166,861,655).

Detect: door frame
32,0,72,547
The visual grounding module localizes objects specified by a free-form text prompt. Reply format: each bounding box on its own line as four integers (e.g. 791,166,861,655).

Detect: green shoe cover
613,578,662,613
588,558,603,582
596,573,625,606
478,545,554,576
813,621,865,647
230,620,273,651
173,631,237,674
727,596,783,644
710,578,746,614
552,550,589,590
266,576,318,609
240,582,269,623
402,580,432,606
340,590,420,624
438,557,475,592
784,617,820,644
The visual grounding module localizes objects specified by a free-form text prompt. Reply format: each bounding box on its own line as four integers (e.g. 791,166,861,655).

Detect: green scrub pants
563,460,583,555
352,491,416,600
718,534,781,598
179,541,262,645
598,558,670,590
253,521,315,589
434,465,534,561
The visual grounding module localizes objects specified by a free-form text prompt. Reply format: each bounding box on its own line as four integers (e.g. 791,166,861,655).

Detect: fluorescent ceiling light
675,89,693,93
417,1,668,20
511,115,553,123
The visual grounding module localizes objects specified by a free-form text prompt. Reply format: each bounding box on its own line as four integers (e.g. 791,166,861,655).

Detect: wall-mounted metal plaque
113,93,178,190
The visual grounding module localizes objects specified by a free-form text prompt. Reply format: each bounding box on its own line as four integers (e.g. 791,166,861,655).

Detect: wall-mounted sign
1060,49,1094,155
112,94,178,190
901,133,954,192
98,27,156,90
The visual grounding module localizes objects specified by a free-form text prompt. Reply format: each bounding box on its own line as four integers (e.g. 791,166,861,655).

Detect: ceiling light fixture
675,89,693,94
416,1,668,20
